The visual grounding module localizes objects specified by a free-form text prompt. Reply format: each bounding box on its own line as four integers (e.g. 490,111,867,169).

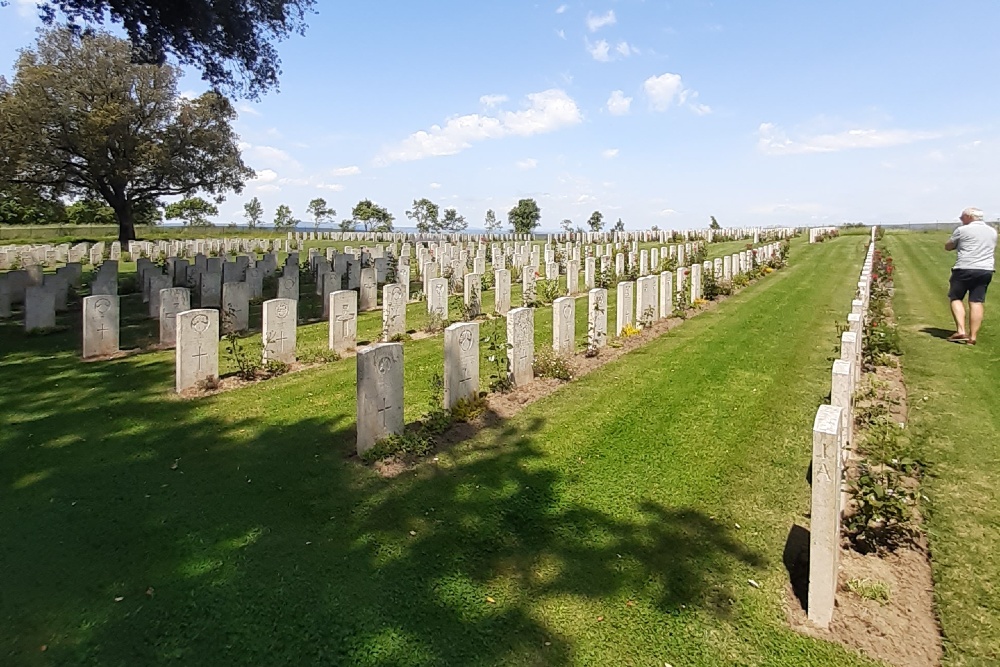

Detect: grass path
888,231,1000,666
0,236,877,665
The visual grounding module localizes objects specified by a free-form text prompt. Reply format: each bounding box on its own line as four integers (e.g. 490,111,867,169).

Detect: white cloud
607,90,632,115
601,148,619,159
250,169,278,183
750,202,823,214
616,41,637,57
556,3,568,13
480,94,508,108
378,89,583,164
643,73,688,111
658,208,677,216
586,38,611,62
757,123,946,156
516,158,539,170
587,10,616,32
691,103,712,116
256,184,281,193
429,182,442,189
331,165,361,176
556,29,566,39
236,103,261,117
317,183,344,191
179,90,199,100
240,142,300,169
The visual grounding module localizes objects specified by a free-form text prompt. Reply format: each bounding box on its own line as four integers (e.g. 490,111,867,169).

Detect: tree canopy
612,218,625,232
484,208,502,233
26,0,315,99
273,204,295,228
710,215,721,230
508,198,541,235
352,199,394,233
0,28,253,242
587,210,604,232
406,198,439,234
165,196,217,226
440,208,467,233
307,197,335,231
243,197,263,229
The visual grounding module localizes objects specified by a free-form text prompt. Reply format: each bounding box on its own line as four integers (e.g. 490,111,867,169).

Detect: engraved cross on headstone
193,344,208,370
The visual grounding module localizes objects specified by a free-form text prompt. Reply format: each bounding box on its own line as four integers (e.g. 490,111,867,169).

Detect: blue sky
3,1,999,230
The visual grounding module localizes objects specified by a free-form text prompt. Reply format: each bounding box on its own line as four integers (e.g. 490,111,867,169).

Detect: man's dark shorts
949,269,994,303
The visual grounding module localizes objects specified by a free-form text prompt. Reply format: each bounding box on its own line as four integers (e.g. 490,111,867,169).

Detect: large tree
439,208,467,233
352,199,394,233
508,198,541,235
0,28,253,243
0,185,66,225
405,198,439,234
165,196,217,226
273,204,295,228
484,208,502,233
307,197,335,231
243,196,263,229
587,210,604,232
24,0,315,99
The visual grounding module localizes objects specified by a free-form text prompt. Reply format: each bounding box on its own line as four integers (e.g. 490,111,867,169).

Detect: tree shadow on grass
1,319,766,666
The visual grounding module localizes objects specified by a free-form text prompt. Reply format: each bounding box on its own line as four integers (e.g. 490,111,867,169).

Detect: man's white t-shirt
950,221,998,271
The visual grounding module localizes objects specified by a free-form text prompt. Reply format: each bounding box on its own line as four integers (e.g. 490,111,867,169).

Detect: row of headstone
808,227,876,629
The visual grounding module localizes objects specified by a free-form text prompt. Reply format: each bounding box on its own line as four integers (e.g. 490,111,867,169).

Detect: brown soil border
784,262,943,666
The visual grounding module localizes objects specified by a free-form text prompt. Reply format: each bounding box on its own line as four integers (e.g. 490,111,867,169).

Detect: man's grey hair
962,207,984,221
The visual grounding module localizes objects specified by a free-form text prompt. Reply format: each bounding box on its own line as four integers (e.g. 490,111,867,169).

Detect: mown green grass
0,236,877,666
887,231,1000,666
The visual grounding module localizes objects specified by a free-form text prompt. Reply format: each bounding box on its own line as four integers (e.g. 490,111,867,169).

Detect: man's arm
945,229,960,251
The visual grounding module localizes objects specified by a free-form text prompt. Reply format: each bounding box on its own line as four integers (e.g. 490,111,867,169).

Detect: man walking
945,207,997,345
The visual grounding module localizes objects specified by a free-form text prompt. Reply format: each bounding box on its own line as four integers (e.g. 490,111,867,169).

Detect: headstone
522,268,536,306
636,275,659,326
552,296,575,355
221,282,250,333
24,286,55,332
199,271,222,309
356,343,405,455
427,277,449,320
382,283,406,340
444,321,480,409
263,298,297,364
584,257,596,290
159,287,191,348
359,267,377,311
690,263,702,302
616,281,634,335
0,276,11,318
82,294,119,358
809,404,845,628
277,273,299,301
507,307,534,387
463,273,482,318
658,272,673,318
566,260,580,295
329,290,358,353
494,269,511,316
587,288,608,349
245,267,263,300
148,274,171,318
175,309,219,392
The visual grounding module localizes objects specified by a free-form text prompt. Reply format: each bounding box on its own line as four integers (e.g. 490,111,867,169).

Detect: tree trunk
111,198,136,244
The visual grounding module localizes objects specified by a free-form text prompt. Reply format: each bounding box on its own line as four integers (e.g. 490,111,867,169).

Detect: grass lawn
887,231,1000,666
1,236,880,666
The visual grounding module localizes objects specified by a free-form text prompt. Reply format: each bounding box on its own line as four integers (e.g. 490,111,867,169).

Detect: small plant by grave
846,578,891,605
619,323,641,338
536,278,563,305
481,316,514,393
297,346,340,364
585,299,605,357
224,330,263,381
639,305,656,328
532,349,573,381
424,311,447,333
451,395,487,423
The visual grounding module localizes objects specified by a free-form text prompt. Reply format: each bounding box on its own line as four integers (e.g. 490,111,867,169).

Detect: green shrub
533,349,573,380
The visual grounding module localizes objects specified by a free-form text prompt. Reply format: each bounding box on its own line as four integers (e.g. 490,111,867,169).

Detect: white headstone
82,294,119,358
159,287,190,348
587,288,608,349
507,307,534,387
263,298,297,364
808,404,845,628
552,296,575,356
356,343,405,455
382,283,406,340
221,282,250,333
616,281,634,335
444,321,480,410
329,290,358,353
494,269,511,316
175,309,219,392
427,277,449,320
463,273,482,318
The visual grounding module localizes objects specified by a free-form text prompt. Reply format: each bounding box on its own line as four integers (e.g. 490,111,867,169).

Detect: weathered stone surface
148,274,171,318
658,272,673,319
328,290,358,353
359,267,377,311
381,283,406,340
552,296,575,355
356,342,404,455
616,281,634,335
277,273,299,301
463,273,482,318
588,288,608,349
221,282,250,333
444,321,480,409
245,267,263,300
566,260,580,295
522,268,536,307
507,307,534,387
24,286,55,332
494,269,511,316
320,271,341,319
82,295,119,358
636,275,658,326
427,277,449,320
159,287,190,348
199,271,222,308
175,309,219,393
263,298,297,364
809,404,844,629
